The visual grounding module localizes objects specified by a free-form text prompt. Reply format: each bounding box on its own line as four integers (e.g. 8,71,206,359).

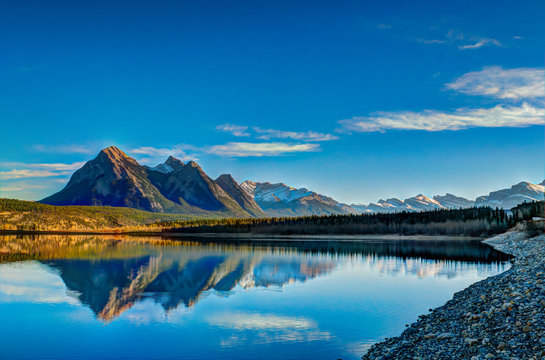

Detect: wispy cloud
446,66,545,99
458,38,501,50
338,102,544,133
0,183,47,192
0,161,85,180
130,146,193,158
216,123,338,142
416,38,446,44
0,161,85,171
206,142,320,157
128,146,196,164
419,29,501,50
216,123,250,137
0,169,72,180
253,127,338,142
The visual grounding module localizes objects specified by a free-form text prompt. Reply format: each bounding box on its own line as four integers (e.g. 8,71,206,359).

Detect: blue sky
0,0,543,204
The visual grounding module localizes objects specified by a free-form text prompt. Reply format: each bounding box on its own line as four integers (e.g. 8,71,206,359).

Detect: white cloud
339,66,545,133
446,66,545,99
0,169,72,180
253,127,338,142
420,29,501,50
0,161,86,171
0,162,84,180
338,102,544,133
216,123,337,142
206,142,320,157
0,183,47,192
216,123,250,137
129,146,196,163
458,38,501,50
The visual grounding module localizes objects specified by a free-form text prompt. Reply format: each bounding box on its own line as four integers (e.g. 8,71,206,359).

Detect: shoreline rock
362,228,545,360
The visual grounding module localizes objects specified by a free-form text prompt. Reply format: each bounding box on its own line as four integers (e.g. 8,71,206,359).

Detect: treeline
160,206,515,236
512,200,544,221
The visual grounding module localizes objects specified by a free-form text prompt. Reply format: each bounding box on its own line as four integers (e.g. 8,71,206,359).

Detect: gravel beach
362,227,545,360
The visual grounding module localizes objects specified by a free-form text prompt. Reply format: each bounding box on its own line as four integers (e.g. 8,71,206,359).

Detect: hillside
0,198,201,231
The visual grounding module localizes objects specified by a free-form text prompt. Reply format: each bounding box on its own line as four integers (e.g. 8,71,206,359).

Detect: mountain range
351,181,544,214
41,146,544,217
42,147,265,218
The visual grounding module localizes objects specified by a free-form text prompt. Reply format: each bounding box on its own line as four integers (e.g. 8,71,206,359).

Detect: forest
159,206,524,236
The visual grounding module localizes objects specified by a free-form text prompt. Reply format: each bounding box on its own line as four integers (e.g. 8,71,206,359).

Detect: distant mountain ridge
351,181,544,213
475,181,545,210
240,181,356,217
40,146,544,218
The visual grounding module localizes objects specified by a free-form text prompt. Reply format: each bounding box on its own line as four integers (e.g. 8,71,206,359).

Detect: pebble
362,230,545,360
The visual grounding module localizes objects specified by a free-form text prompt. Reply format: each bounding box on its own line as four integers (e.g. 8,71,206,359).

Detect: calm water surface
0,235,510,360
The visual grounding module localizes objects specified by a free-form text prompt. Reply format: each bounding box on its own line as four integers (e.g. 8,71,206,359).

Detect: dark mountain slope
147,161,250,217
215,174,266,217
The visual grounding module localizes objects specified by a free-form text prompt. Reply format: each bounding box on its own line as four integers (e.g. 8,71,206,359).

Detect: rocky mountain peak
165,156,185,170
216,174,236,183
98,146,128,160
185,161,201,169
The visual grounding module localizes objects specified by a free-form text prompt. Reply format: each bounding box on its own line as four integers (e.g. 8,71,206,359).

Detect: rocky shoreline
362,228,545,360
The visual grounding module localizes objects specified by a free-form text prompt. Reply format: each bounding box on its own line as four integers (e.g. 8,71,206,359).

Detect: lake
0,234,510,360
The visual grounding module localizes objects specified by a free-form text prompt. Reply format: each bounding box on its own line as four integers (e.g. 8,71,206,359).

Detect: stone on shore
362,229,545,360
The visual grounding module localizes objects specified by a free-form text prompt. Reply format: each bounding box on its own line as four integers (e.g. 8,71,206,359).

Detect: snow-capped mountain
351,181,544,213
405,194,444,211
240,181,355,216
146,156,185,174
475,181,544,209
433,193,475,209
353,195,445,214
240,181,311,203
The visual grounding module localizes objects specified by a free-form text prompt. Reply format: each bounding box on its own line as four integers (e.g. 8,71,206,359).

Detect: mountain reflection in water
47,252,334,321
0,234,509,323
